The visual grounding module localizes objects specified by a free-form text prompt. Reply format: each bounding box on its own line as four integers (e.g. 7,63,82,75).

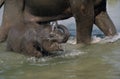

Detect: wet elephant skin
7,23,70,58
0,0,117,44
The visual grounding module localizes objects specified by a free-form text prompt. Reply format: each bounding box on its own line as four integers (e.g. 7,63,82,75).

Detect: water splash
92,33,120,44
59,50,85,58
91,36,102,43
26,33,120,63
26,49,85,64
67,37,76,44
27,57,51,63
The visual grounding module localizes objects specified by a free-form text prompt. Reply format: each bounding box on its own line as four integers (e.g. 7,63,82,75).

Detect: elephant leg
0,0,24,42
95,12,117,36
94,0,117,36
69,0,94,44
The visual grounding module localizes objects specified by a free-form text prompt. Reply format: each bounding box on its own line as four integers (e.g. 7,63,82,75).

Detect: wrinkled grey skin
7,23,70,58
0,0,117,44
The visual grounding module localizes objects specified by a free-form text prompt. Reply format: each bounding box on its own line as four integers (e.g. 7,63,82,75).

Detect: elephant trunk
0,0,4,8
57,24,70,43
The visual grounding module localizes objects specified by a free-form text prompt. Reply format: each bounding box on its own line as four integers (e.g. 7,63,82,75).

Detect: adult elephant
0,0,117,44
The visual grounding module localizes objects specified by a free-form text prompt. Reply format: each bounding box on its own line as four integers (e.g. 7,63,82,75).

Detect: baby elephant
7,22,70,58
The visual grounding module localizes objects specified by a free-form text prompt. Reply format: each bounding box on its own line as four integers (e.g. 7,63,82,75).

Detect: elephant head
34,23,70,55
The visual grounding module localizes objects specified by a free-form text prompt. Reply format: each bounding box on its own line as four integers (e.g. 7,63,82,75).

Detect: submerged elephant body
0,0,117,44
7,23,70,57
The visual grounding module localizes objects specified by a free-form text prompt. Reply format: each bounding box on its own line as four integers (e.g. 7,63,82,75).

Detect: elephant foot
76,35,91,44
95,12,117,36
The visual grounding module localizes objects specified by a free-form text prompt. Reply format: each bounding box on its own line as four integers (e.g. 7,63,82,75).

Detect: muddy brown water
0,0,120,79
